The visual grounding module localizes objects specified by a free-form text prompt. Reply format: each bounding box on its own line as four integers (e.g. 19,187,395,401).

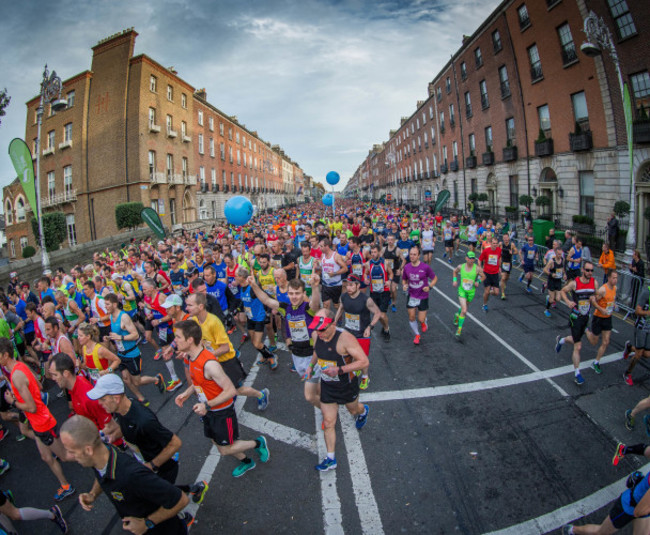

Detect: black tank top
501,243,513,263
340,292,371,338
383,245,400,272
314,328,355,385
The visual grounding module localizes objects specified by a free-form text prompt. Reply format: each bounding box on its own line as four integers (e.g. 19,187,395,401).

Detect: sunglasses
583,268,593,272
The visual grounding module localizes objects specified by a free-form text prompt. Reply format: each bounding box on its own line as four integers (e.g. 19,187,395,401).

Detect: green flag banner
434,189,451,214
140,207,166,240
8,138,38,216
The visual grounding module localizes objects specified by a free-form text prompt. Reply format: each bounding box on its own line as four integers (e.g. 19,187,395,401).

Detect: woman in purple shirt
401,246,437,345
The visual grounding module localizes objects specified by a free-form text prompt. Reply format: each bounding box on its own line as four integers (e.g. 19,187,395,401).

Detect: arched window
4,200,12,224
15,197,25,222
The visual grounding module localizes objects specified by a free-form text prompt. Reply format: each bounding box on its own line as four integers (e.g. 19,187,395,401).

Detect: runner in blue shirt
519,236,539,294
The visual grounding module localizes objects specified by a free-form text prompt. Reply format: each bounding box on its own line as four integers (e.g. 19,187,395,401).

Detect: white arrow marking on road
238,410,317,453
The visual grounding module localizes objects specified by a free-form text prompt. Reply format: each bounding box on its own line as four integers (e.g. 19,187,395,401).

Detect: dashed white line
315,408,344,535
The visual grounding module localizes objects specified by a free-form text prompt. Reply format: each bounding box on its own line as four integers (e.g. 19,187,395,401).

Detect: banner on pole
425,190,432,202
8,138,38,216
141,207,166,240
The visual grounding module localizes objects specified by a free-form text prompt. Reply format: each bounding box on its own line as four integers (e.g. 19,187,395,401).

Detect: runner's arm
203,360,237,406
590,288,609,316
309,274,321,311
366,298,382,333
120,313,140,341
559,281,577,308
248,276,279,310
334,254,348,276
9,372,37,413
97,345,121,373
337,332,369,374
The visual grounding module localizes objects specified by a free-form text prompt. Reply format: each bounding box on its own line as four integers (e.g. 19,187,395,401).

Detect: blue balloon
326,171,340,185
224,195,254,226
323,193,334,206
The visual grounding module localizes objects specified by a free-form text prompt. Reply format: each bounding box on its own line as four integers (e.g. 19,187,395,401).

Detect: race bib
345,312,360,332
195,385,208,403
88,369,101,383
553,269,563,279
402,250,408,258
502,262,511,272
487,254,498,266
115,339,125,353
444,230,452,240
158,325,168,343
371,279,384,292
300,272,311,285
408,296,421,307
263,284,276,297
578,299,590,315
385,259,394,270
605,303,614,315
462,279,474,291
352,264,363,276
288,319,309,342
317,358,339,382
244,306,253,319
527,250,535,259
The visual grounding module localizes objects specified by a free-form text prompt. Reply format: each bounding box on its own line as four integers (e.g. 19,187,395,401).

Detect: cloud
0,0,499,196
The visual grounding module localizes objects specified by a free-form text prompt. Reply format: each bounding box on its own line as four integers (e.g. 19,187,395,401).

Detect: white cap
87,374,125,399
161,294,183,308
111,273,122,281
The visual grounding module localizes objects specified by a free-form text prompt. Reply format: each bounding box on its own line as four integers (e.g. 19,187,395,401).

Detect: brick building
355,0,649,243
4,28,301,259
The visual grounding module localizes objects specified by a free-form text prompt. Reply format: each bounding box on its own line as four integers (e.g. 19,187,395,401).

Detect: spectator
630,249,645,308
606,212,619,251
545,228,556,250
598,242,616,284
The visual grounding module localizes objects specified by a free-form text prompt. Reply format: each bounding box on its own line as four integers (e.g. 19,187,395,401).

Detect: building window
64,166,72,197
47,130,55,149
166,115,173,135
505,117,516,145
579,171,595,220
229,146,233,163
475,47,483,68
509,175,519,207
199,166,205,183
499,66,511,98
485,126,493,151
20,237,28,251
237,149,241,165
211,168,216,185
220,142,225,160
460,62,467,82
181,121,187,138
236,132,240,144
182,157,188,179
446,77,451,94
66,214,77,246
166,154,173,178
607,0,636,40
209,117,214,132
492,30,502,53
528,44,543,82
150,75,157,93
151,200,158,212
452,141,458,159
47,171,55,199
442,146,448,165
66,91,75,108
4,201,11,225
149,108,156,128
537,104,551,132
148,151,156,179
198,133,204,154
198,110,203,126
169,199,176,226
436,87,442,102
167,85,173,101
468,133,476,155
571,91,589,129
518,4,531,30
449,104,455,126
181,93,187,108
209,138,215,157
16,198,25,222
9,240,15,258
64,123,72,142
630,72,650,113
228,127,232,140
439,111,445,133
557,23,578,65
479,80,489,109
431,126,436,144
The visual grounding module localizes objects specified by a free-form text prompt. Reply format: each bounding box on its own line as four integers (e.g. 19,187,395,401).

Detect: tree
519,195,534,208
535,196,551,207
613,200,630,218
22,245,36,259
477,193,489,205
115,202,144,230
31,211,66,252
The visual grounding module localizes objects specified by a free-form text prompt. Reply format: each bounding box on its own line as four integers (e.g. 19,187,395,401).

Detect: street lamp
34,65,67,270
581,10,635,266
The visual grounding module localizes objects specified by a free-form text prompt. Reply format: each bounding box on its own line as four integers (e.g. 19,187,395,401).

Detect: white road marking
238,411,316,453
340,409,385,535
316,408,344,535
483,461,650,534
361,352,622,402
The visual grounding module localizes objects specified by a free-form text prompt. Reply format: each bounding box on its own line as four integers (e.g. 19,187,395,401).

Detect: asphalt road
3,247,649,535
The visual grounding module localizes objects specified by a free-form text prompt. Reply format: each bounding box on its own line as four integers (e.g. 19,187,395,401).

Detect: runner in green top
298,242,317,296
452,251,485,339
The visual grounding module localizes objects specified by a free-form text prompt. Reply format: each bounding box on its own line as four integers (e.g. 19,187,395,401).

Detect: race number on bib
502,262,511,272
371,279,384,292
288,319,309,342
345,312,360,332
408,296,421,307
461,279,474,291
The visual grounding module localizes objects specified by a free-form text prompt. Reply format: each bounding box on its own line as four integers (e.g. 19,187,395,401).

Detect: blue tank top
568,247,582,269
623,472,650,515
110,311,140,358
214,261,227,281
240,286,266,322
205,280,228,313
276,285,290,305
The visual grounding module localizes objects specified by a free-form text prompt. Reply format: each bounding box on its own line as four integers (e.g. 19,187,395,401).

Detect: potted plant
572,214,595,234
634,105,650,144
535,128,554,157
503,139,518,162
535,195,551,219
570,121,592,151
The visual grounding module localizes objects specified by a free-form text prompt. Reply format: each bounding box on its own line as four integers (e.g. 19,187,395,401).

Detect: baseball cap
65,282,76,291
344,274,362,285
9,272,17,279
308,316,334,331
466,251,476,259
87,374,125,399
111,273,122,281
161,294,183,308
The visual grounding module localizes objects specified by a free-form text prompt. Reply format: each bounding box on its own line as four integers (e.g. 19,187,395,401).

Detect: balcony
186,174,198,186
167,129,178,138
633,121,650,144
534,139,554,157
465,155,477,169
440,124,445,134
530,63,543,83
441,163,448,174
41,190,77,208
182,135,191,143
58,140,72,150
149,123,161,133
482,151,495,165
503,146,518,162
449,117,455,127
212,183,219,193
569,131,593,152
561,46,578,66
481,94,489,110
151,172,166,184
233,185,238,193
223,185,229,193
500,81,511,99
450,159,459,172
424,142,429,148
42,146,55,157
466,105,472,119
200,182,208,193
170,173,183,185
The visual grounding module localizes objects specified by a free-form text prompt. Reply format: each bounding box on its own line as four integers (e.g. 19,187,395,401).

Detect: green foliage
477,193,488,203
115,202,144,230
505,206,518,213
572,214,594,225
468,192,479,203
31,212,66,252
21,245,36,258
535,196,551,206
536,128,547,143
613,200,630,217
519,195,533,207
578,233,603,251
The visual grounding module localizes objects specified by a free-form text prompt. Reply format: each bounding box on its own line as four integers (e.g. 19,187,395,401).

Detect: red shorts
357,337,371,356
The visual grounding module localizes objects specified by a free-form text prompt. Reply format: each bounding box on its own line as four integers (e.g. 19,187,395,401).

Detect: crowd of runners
0,199,646,533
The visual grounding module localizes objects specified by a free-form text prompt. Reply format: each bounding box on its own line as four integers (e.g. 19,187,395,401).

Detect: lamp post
581,10,635,266
34,65,67,271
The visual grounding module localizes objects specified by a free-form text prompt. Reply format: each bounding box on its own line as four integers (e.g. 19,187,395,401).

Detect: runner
499,233,518,300
367,244,392,340
297,242,318,297
478,236,502,312
452,251,485,339
624,282,650,386
466,218,479,253
319,239,348,310
421,221,435,265
518,236,539,294
382,233,401,313
77,322,121,384
586,270,617,374
542,246,565,317
402,245,437,345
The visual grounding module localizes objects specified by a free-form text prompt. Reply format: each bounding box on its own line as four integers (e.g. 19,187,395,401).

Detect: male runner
624,283,650,386
519,236,539,294
382,233,401,313
402,245,437,345
452,251,485,338
320,239,348,310
542,246,565,317
367,244,392,339
499,233,518,300
478,236,502,312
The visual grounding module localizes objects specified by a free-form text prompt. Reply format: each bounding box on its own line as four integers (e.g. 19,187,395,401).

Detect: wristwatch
204,401,210,412
145,518,155,530
150,462,159,473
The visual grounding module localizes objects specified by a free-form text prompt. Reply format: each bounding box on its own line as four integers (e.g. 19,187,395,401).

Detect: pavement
3,247,650,535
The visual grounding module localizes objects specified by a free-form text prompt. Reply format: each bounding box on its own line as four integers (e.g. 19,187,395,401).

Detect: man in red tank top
173,320,270,478
0,338,76,501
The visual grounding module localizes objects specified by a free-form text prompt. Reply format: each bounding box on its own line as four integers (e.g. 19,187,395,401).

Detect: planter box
569,132,593,152
534,139,554,157
572,223,595,235
633,121,650,144
503,146,518,162
441,163,448,174
450,160,458,172
482,152,495,166
465,156,477,169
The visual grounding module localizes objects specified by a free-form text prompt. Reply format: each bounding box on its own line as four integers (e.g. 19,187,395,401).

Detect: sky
0,0,500,195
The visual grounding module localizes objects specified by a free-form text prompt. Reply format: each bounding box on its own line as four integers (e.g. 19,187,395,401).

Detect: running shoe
455,328,462,339
232,460,256,478
453,313,459,326
54,485,75,501
355,404,370,430
140,398,151,407
482,305,488,313
0,428,9,442
591,361,602,374
165,379,183,392
555,336,563,354
443,252,447,258
551,302,557,308
644,415,650,438
623,340,632,360
227,324,236,334
191,480,209,505
50,505,68,533
413,334,420,345
41,392,50,406
625,409,635,430
240,333,249,345
391,304,397,313
359,377,370,390
541,283,548,294
153,349,163,361
2,490,14,505
182,512,195,528
290,364,297,373
561,525,574,535
269,345,278,353
140,337,148,345
257,388,270,411
501,293,506,300
518,273,524,283
544,310,551,318
315,457,337,472
574,372,585,385
421,322,428,333
384,329,391,341
255,435,270,462
624,373,634,386
448,259,452,264
269,357,278,370
612,442,625,466
0,459,10,476
525,287,532,294
155,373,165,394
